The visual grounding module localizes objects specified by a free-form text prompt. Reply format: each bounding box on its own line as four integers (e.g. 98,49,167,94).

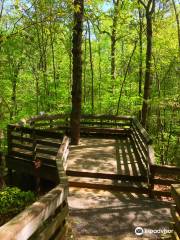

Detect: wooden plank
9,125,64,139
11,135,33,143
10,151,33,160
172,231,180,240
80,121,131,127
28,114,68,123
66,170,147,182
174,227,180,239
36,148,57,156
6,156,59,182
147,145,155,166
152,190,171,197
152,165,180,176
81,114,133,121
130,129,148,163
131,126,148,156
132,118,152,144
30,203,68,240
152,178,180,186
0,184,67,240
11,143,33,151
69,181,149,194
171,185,180,212
54,222,67,240
130,133,148,167
171,205,180,236
36,139,60,148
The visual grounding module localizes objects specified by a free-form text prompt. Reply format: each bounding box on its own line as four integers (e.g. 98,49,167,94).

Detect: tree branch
138,0,147,9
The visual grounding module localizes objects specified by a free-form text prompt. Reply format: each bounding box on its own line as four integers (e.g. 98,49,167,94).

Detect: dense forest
0,0,179,166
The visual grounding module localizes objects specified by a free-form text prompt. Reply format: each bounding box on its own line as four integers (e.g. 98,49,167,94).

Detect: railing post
7,125,13,185
171,184,180,239
148,165,155,198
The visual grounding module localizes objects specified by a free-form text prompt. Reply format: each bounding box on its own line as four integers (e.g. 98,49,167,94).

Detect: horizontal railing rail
150,165,180,197
171,184,180,239
0,184,69,240
6,114,180,197
6,124,70,185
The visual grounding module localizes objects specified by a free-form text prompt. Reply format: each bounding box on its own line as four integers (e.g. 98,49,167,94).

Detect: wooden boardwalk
66,136,148,193
67,188,172,240
67,137,146,176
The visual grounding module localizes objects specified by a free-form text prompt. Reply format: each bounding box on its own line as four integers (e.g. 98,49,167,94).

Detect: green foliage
0,0,179,165
0,187,36,215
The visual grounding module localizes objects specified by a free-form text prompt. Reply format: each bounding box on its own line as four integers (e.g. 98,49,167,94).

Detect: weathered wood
36,148,58,156
172,231,180,240
151,165,180,176
130,131,148,167
152,190,171,197
131,126,148,156
12,135,34,143
171,184,180,212
69,181,149,194
66,170,147,182
11,143,33,151
171,205,180,226
29,202,68,240
10,151,33,160
6,156,59,182
147,144,155,165
28,113,132,124
8,125,63,139
132,117,152,144
152,178,180,186
0,184,68,240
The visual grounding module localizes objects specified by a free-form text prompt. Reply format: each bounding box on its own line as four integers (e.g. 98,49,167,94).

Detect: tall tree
172,0,180,56
111,0,120,93
139,0,155,127
70,0,84,144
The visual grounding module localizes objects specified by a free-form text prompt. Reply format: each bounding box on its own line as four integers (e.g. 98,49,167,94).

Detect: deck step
66,170,147,182
68,176,149,194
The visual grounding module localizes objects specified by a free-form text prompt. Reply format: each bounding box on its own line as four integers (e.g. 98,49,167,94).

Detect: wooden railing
0,184,69,240
150,165,180,197
171,184,180,239
7,113,180,197
24,114,132,136
6,124,70,185
130,117,155,196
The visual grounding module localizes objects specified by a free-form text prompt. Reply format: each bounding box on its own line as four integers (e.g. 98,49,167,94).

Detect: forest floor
66,187,172,240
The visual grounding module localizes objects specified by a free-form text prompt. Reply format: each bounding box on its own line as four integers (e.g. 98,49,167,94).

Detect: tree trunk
87,20,94,114
140,0,155,128
111,0,120,93
70,0,84,145
138,6,143,120
172,0,180,56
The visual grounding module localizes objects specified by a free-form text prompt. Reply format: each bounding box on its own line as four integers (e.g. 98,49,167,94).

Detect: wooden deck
6,114,180,196
66,136,149,193
67,137,146,176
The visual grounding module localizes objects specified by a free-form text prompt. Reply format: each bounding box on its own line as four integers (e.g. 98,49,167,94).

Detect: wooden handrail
0,184,68,240
171,184,180,239
19,113,133,127
131,117,152,144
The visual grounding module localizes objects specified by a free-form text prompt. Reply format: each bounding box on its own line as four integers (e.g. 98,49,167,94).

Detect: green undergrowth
0,187,36,226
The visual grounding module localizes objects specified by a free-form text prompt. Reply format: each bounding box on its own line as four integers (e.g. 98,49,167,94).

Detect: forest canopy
0,0,179,165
